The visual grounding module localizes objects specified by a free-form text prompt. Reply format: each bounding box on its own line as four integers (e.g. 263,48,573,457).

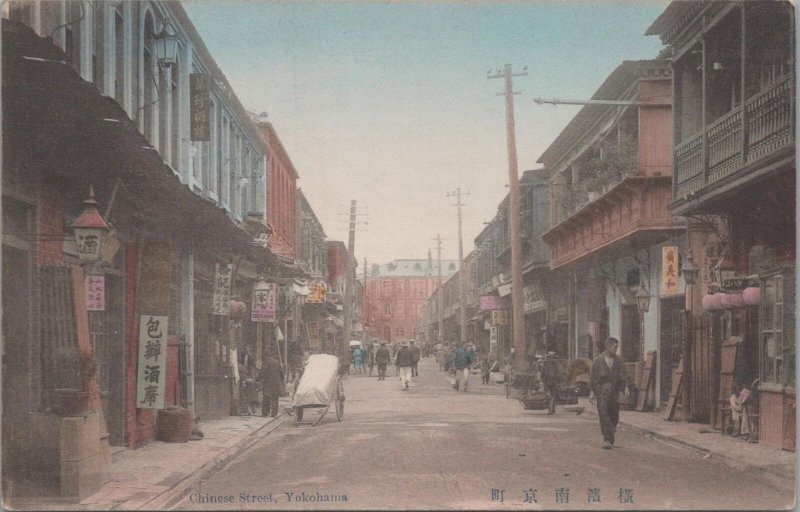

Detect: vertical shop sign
190,73,210,141
662,246,679,296
212,263,232,315
85,275,105,311
251,282,277,322
136,315,168,409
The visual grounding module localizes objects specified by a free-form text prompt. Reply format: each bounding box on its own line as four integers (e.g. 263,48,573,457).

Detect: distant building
365,259,458,343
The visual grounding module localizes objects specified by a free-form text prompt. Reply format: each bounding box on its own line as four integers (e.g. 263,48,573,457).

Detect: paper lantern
720,293,733,308
229,300,247,319
711,292,726,310
742,287,761,306
702,294,716,310
728,293,745,308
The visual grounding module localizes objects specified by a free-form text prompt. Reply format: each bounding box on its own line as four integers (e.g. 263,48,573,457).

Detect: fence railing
674,75,794,199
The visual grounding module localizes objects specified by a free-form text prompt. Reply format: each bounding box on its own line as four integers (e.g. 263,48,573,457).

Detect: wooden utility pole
342,200,357,349
489,64,527,365
447,188,469,344
432,234,444,344
362,257,368,348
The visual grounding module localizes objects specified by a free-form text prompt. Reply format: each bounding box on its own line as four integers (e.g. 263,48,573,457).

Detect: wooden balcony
543,177,682,270
674,75,795,202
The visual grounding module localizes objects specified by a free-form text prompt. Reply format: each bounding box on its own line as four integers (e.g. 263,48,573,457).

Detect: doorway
659,296,684,404
620,305,640,362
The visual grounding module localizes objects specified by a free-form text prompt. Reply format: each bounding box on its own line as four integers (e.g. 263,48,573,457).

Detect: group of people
351,340,422,389
435,341,481,392
237,348,286,418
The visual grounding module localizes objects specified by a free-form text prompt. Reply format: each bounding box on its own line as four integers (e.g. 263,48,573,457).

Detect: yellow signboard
307,281,327,303
662,246,679,296
491,310,508,325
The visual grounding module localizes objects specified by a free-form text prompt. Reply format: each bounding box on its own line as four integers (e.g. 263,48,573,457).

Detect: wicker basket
157,407,193,443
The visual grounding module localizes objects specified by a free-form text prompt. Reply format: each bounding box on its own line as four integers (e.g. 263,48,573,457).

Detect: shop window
760,272,790,386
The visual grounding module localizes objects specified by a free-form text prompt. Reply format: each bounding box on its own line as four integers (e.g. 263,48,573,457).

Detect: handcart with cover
292,354,345,425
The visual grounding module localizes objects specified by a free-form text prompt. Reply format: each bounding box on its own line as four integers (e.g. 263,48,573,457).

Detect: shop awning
3,20,275,264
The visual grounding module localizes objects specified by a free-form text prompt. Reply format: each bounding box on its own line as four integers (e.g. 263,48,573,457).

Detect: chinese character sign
136,315,168,409
190,74,210,141
212,263,232,315
85,275,105,311
306,281,327,303
662,246,679,296
251,283,277,322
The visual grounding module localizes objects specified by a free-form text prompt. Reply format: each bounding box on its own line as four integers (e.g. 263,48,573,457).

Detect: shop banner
662,246,679,296
491,310,508,325
136,315,168,409
523,283,546,313
212,263,232,315
85,275,105,311
480,295,511,311
190,73,210,141
251,282,277,322
307,281,327,303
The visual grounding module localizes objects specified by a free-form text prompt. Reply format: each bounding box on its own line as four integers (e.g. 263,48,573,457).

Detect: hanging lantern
742,287,761,306
154,19,179,67
702,294,716,310
728,293,745,308
71,187,110,265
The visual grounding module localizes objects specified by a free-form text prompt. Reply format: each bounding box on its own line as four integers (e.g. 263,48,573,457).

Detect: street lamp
71,187,110,265
680,249,700,286
154,19,179,68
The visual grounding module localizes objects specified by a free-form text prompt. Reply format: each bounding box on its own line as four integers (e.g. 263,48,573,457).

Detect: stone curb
133,412,288,511
581,406,795,489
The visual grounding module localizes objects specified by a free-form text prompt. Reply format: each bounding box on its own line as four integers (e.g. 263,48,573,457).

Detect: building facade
368,259,457,344
648,0,795,447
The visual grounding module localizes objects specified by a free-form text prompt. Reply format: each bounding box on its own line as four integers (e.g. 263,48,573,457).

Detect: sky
183,0,669,266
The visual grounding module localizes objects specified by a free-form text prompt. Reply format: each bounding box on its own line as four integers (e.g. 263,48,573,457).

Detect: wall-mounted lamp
635,283,651,314
680,249,700,286
154,19,179,68
71,187,110,265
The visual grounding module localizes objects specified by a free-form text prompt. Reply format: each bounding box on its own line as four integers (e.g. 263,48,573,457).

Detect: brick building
365,259,457,344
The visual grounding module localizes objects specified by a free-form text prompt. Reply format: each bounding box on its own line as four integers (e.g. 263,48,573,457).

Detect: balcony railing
674,75,794,199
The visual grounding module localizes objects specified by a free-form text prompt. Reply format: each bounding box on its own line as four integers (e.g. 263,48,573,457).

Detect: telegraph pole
342,200,357,351
447,188,469,344
362,257,368,348
489,64,527,365
432,234,444,344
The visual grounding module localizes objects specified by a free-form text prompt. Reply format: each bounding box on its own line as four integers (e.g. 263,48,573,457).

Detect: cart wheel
335,379,345,421
295,407,304,422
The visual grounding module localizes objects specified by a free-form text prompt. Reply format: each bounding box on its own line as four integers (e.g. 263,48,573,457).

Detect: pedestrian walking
375,342,391,381
395,342,415,390
367,344,375,377
452,343,474,392
409,340,421,377
481,356,491,385
260,349,285,417
352,346,365,374
589,337,629,449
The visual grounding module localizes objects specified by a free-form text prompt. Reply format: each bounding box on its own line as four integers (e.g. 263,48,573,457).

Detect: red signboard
480,295,511,310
